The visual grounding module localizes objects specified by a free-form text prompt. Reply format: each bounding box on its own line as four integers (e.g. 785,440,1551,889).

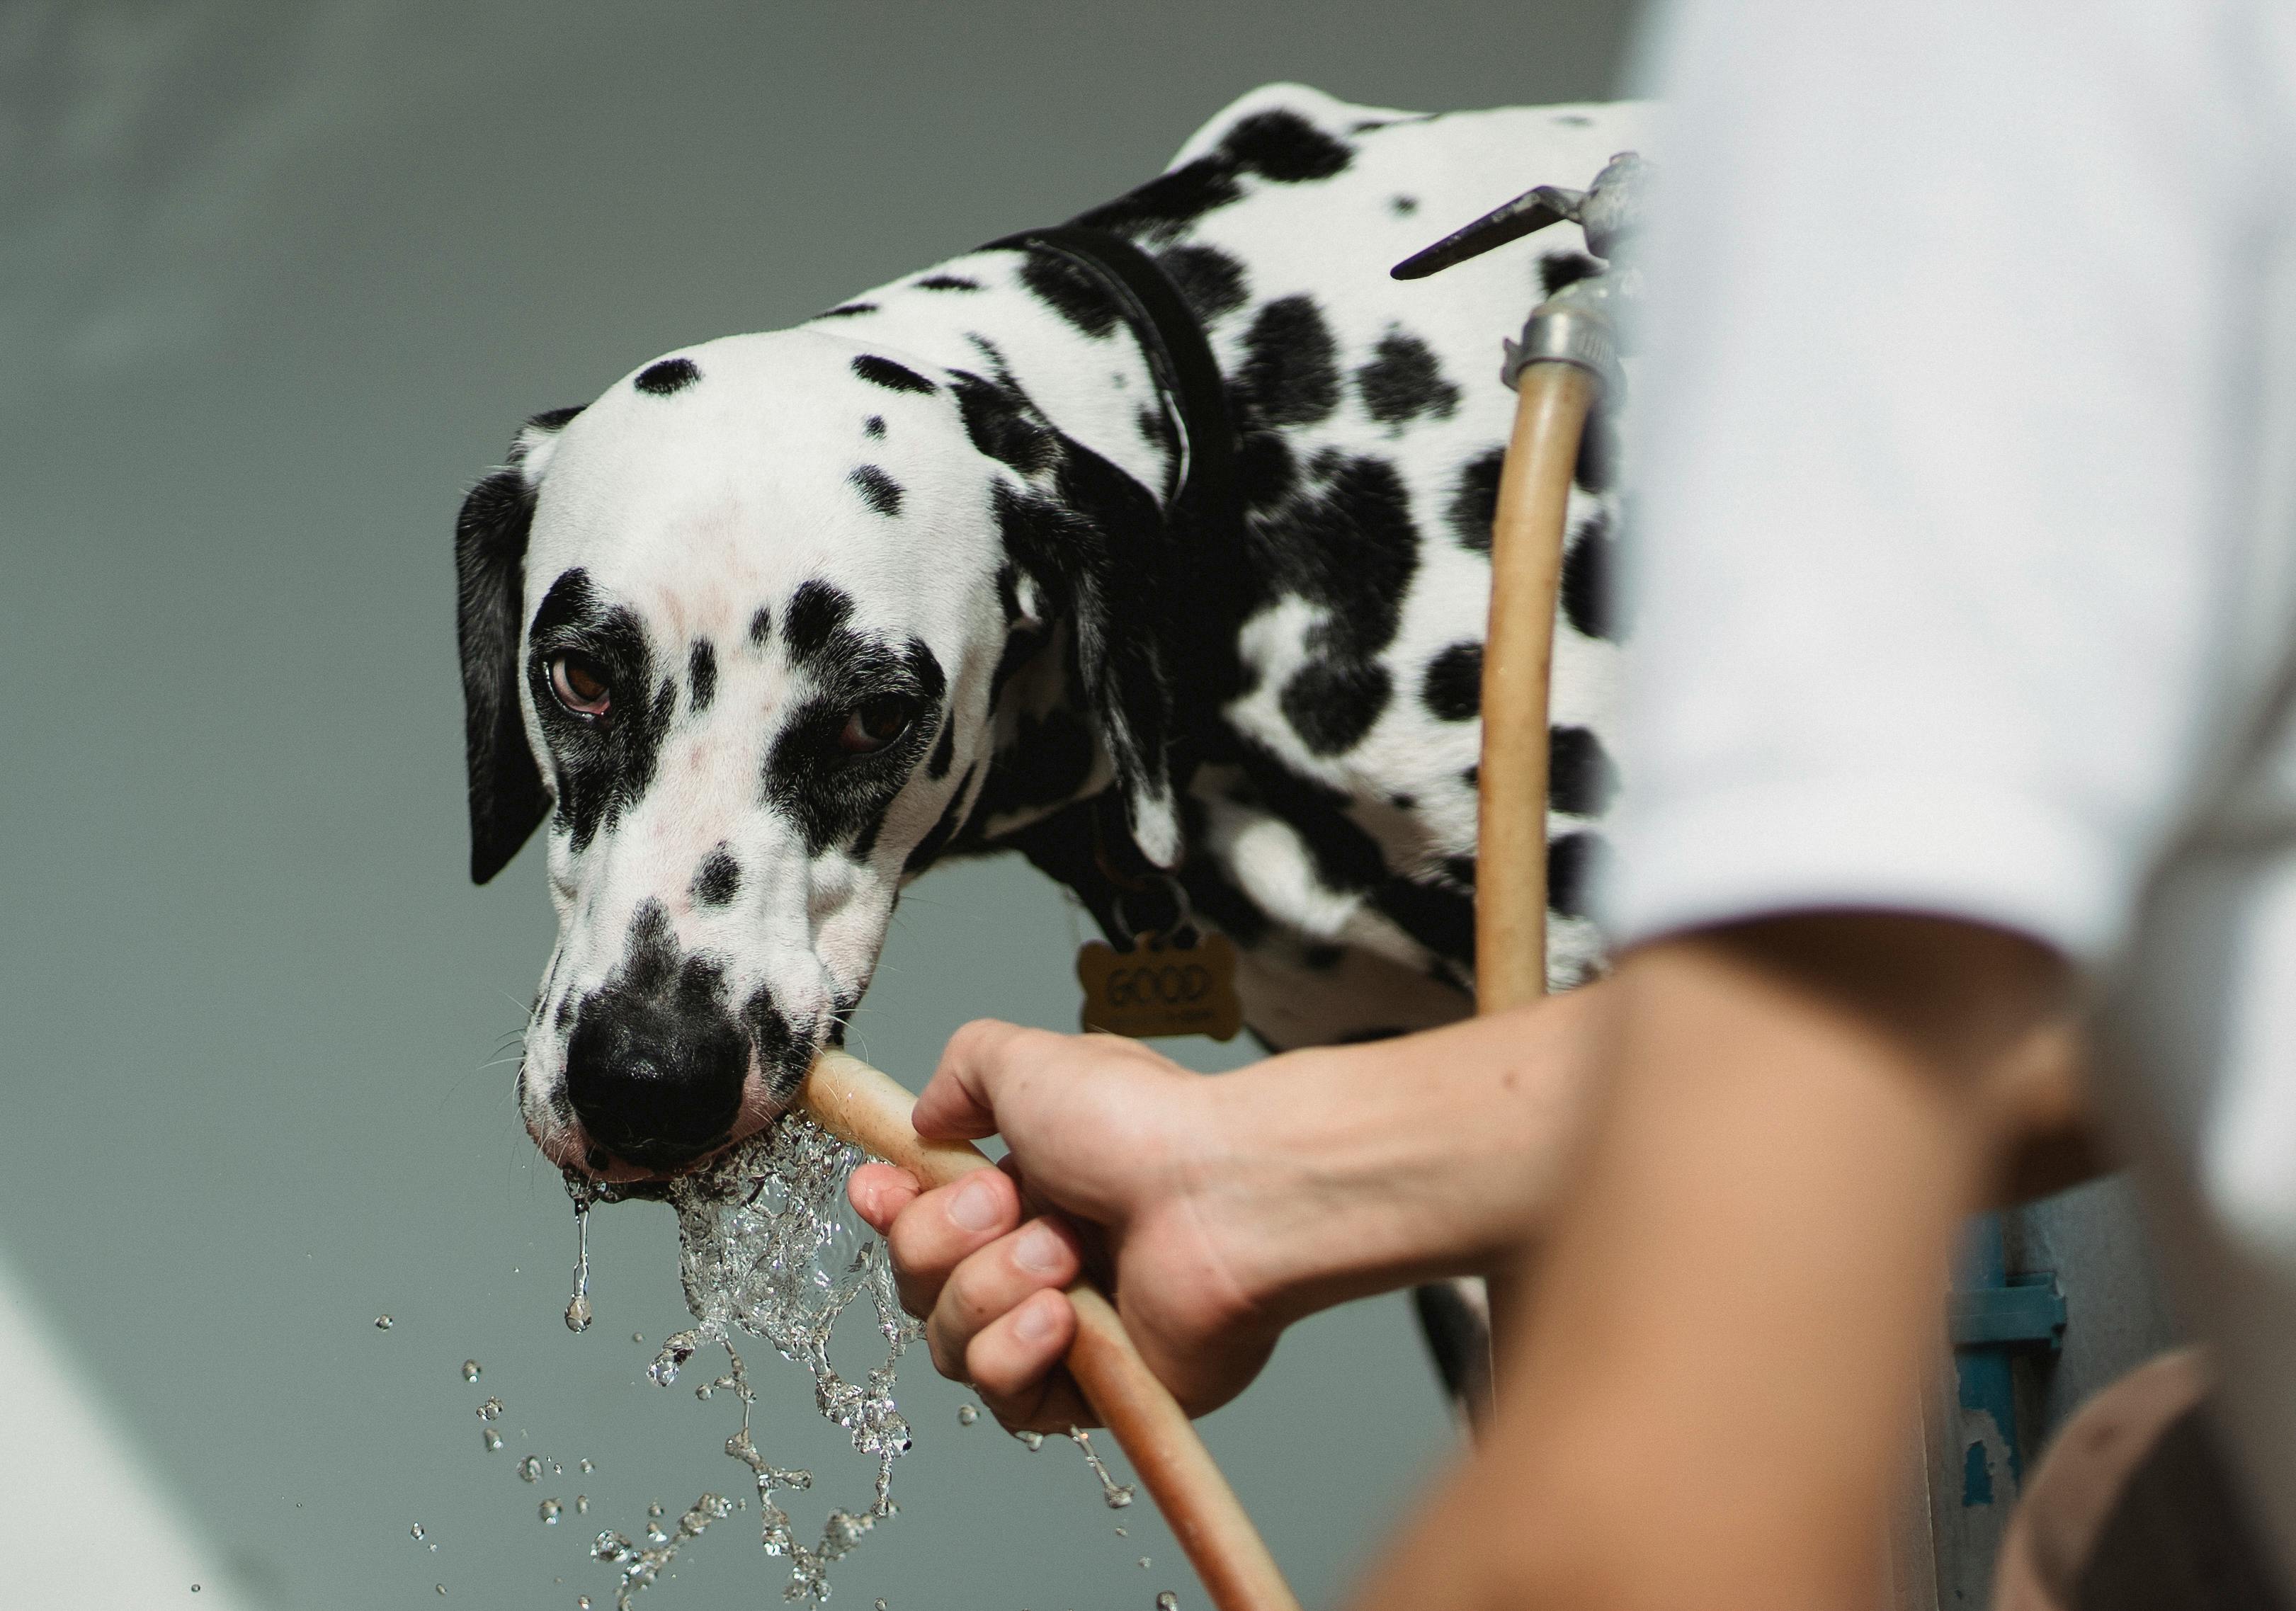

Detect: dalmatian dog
458,84,1644,1375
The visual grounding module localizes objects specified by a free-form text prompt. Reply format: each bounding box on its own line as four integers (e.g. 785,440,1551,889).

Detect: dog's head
458,331,1181,1179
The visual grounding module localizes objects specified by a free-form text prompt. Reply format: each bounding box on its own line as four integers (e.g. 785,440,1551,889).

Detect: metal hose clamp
1501,295,1622,397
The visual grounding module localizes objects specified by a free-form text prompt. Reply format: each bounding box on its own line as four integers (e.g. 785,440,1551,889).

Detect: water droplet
374,1315,393,1330
1156,1595,1178,1610
578,1600,591,1610
1139,1556,1151,1569
630,1332,644,1345
461,1360,481,1383
875,1600,887,1610
477,1398,504,1421
1115,1527,1127,1537
579,1457,594,1474
482,1428,502,1452
1015,1429,1044,1451
191,1587,200,1595
956,1404,978,1426
435,1586,448,1596
576,1495,589,1515
519,1456,544,1483
540,1498,563,1525
564,1292,592,1332
409,1524,426,1541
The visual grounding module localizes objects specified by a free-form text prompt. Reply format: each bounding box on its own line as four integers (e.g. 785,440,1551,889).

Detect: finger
922,1217,1083,1381
884,1168,1021,1320
846,1163,919,1234
967,1289,1089,1433
916,1018,1057,1139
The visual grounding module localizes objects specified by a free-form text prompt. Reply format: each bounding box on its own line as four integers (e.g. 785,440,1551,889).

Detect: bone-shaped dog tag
1076,930,1242,1042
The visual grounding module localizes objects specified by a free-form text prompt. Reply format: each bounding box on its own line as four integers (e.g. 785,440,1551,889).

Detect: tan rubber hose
804,1049,1302,1611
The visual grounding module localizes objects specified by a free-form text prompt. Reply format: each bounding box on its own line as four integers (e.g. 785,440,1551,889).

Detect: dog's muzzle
563,986,749,1173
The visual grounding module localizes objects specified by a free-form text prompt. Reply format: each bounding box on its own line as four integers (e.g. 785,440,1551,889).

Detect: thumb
914,1018,1055,1140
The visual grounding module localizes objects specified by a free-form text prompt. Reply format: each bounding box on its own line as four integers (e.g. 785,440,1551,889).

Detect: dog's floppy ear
455,405,582,884
994,477,1183,870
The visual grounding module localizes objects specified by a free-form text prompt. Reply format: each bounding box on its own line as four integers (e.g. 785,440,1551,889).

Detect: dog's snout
564,986,747,1173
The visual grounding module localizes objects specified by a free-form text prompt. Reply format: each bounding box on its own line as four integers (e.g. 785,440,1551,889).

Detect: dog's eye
837,695,914,756
550,653,613,719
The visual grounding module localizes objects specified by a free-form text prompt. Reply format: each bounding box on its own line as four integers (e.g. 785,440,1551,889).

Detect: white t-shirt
1612,0,2296,1572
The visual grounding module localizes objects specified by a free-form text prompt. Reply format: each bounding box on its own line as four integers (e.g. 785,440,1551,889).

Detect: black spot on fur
525,569,670,856
1539,251,1604,296
1550,726,1618,816
1280,659,1390,754
1547,831,1607,919
817,302,877,319
916,274,982,292
692,846,740,906
737,982,809,1106
1155,244,1249,322
747,606,772,647
1016,249,1124,339
688,640,717,712
903,763,976,877
1236,428,1297,513
1074,156,1244,243
849,464,904,516
970,707,1098,824
863,414,886,439
950,369,1058,475
783,581,856,667
1443,855,1476,889
994,563,1023,625
1461,764,1479,790
1356,331,1460,428
1389,194,1419,216
1561,510,1617,640
634,357,699,396
852,353,938,395
1252,453,1421,757
1137,404,1180,465
1302,943,1346,970
1447,448,1505,554
763,634,948,855
1220,109,1351,181
1372,875,1477,969
926,712,956,780
1389,792,1416,811
1234,296,1339,427
1421,642,1482,721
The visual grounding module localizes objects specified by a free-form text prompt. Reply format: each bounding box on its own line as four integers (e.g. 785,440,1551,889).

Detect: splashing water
956,1404,978,1427
519,1456,545,1484
584,1114,919,1607
462,1360,482,1383
1014,1429,1045,1452
1156,1595,1179,1610
565,1198,594,1332
541,1498,564,1525
482,1429,503,1453
375,1316,394,1330
1069,1427,1136,1509
477,1399,504,1423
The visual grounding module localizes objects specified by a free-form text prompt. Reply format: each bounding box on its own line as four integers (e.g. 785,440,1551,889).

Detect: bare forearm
1351,918,2068,1611
1205,984,1609,1326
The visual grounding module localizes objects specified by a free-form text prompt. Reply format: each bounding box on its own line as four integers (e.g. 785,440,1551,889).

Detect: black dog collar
982,226,1241,537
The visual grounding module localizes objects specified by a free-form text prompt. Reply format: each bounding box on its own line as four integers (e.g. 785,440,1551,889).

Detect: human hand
848,1021,1279,1433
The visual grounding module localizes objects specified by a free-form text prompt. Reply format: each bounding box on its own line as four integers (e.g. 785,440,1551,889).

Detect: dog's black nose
564,988,748,1173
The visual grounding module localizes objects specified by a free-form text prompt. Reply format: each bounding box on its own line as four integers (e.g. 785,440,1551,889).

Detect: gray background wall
0,4,1639,1607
